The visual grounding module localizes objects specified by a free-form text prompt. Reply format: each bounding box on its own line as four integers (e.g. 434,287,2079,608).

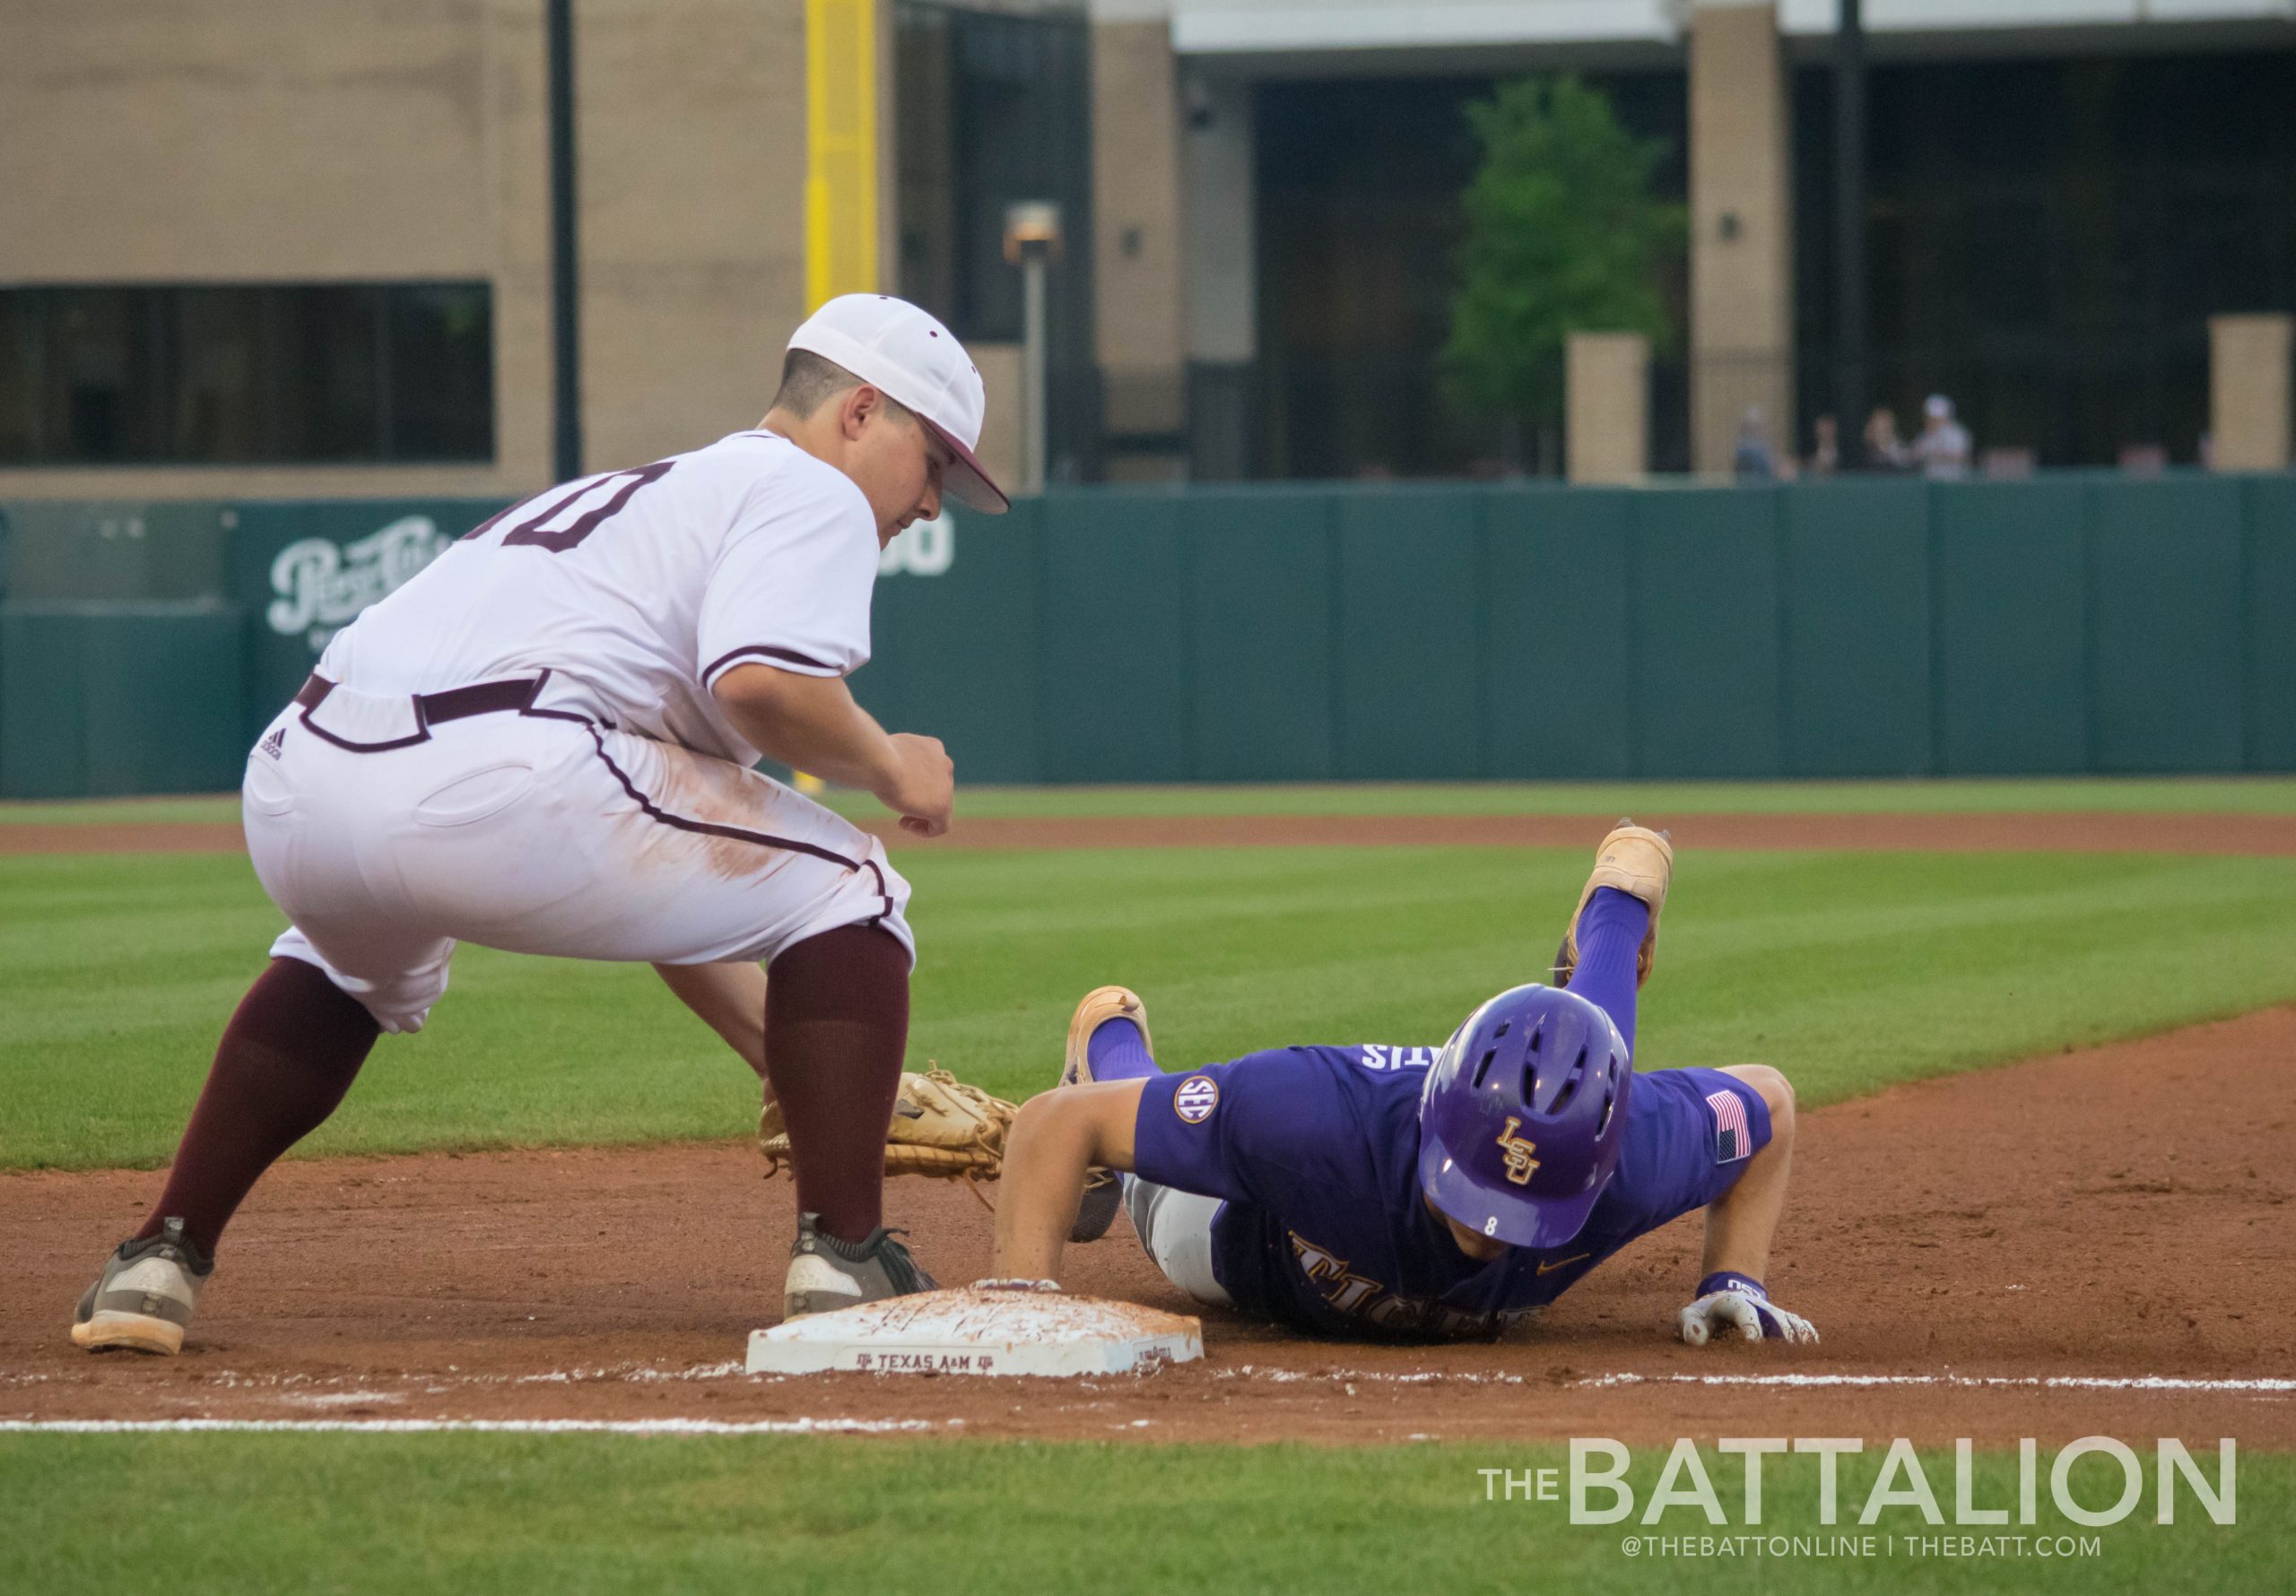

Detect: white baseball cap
787,294,1010,514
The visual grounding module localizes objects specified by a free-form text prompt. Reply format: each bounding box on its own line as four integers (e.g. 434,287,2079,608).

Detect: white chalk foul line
1577,1373,2296,1393
0,1417,944,1436
1211,1366,2295,1395
4,1361,761,1398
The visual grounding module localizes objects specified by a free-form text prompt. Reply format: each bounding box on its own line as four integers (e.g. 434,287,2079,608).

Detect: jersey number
466,460,675,553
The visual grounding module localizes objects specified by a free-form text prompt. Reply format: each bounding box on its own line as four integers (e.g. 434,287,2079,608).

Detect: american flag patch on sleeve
1706,1089,1752,1163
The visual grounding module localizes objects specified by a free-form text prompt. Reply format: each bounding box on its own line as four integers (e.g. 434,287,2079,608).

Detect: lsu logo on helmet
1494,1115,1540,1184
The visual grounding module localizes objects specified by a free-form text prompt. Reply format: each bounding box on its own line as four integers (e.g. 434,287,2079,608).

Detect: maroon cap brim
919,416,1011,516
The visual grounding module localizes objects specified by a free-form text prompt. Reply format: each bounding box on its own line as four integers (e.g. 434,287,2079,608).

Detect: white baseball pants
1120,1175,1233,1308
241,680,913,1033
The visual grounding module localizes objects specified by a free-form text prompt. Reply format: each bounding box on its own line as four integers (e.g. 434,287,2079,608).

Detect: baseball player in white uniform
72,295,1007,1356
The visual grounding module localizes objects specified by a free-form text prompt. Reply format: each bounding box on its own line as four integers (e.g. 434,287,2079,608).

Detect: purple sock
1086,1018,1158,1081
1568,887,1648,1056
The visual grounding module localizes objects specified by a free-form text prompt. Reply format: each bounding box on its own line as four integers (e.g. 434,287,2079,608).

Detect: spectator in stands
1734,407,1778,481
1806,413,1840,477
1862,405,1910,472
1912,394,1973,479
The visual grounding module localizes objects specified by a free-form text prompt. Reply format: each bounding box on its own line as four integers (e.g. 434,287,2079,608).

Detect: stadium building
3,0,2292,498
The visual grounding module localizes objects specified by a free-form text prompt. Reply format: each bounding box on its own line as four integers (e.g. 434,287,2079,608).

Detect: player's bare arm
991,1080,1146,1281
1678,1063,1815,1344
711,664,954,837
1699,1064,1796,1280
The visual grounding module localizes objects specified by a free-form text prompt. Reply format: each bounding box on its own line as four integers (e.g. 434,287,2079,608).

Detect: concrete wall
2211,314,2294,472
0,0,811,499
970,343,1028,505
1688,1,1794,477
1091,21,1189,441
1181,71,1257,369
1160,0,1682,53
0,1,507,282
577,0,810,471
1145,0,2296,54
1178,65,1257,479
1567,334,1650,485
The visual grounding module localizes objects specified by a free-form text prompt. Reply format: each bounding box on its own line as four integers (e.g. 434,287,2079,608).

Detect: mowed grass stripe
0,1436,2281,1596
4,847,2296,1172
10,775,2296,829
885,776,2296,819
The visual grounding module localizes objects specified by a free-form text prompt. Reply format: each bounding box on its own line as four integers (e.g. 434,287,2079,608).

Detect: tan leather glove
760,1068,1017,1185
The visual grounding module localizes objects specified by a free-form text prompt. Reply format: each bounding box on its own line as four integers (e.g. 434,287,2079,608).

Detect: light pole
1004,202,1062,495
547,0,582,485
1835,0,1868,465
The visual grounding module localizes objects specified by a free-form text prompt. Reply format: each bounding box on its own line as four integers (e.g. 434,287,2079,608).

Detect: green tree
1443,75,1684,449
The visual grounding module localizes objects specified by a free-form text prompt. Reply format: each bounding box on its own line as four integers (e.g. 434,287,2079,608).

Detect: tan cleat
70,1218,212,1356
1554,820,1674,991
1061,986,1152,1243
1063,985,1152,1089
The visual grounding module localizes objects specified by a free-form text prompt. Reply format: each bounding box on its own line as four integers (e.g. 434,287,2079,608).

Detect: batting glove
1678,1271,1818,1346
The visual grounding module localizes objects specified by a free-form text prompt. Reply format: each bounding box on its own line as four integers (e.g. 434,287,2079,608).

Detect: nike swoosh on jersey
1536,1253,1592,1276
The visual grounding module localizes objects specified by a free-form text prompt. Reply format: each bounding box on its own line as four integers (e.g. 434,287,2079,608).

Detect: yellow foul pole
805,0,881,310
799,2,880,794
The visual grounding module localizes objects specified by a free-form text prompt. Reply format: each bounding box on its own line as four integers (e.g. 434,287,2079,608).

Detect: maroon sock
762,924,910,1244
136,957,380,1255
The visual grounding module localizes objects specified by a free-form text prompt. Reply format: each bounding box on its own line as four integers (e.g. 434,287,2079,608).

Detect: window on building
893,1,1094,478
0,283,493,466
1255,72,1690,479
1794,48,2296,467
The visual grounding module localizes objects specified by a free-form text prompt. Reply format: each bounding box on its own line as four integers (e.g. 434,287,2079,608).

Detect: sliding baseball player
991,825,1815,1346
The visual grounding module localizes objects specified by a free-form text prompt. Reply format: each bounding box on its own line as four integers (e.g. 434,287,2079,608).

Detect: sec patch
1173,1075,1220,1124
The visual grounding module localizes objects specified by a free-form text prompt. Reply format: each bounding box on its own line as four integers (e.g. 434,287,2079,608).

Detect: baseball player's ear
844,385,887,437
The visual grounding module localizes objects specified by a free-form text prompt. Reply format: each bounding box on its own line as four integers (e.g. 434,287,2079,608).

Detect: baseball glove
759,1067,1018,1200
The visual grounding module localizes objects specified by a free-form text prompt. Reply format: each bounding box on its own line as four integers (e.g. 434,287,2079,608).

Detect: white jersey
316,430,879,765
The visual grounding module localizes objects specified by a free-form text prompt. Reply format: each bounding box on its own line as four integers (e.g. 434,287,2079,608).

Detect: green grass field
6,845,2296,1169
0,1436,2279,1595
6,781,2292,1593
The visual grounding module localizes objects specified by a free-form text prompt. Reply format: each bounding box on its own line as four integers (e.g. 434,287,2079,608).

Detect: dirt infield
9,810,2296,856
6,1008,2291,1446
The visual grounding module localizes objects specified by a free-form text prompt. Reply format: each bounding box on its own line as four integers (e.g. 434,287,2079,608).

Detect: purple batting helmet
1416,984,1631,1248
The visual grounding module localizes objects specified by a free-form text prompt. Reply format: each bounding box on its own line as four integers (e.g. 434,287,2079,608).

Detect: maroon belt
294,673,544,727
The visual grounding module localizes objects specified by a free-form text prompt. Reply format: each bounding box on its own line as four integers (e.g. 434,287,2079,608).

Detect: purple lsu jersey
1131,1046,1771,1342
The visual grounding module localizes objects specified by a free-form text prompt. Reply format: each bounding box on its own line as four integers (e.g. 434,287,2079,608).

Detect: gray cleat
783,1213,937,1320
71,1217,213,1356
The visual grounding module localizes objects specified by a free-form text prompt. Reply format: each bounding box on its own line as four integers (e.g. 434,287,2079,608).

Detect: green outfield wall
3,475,2292,796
